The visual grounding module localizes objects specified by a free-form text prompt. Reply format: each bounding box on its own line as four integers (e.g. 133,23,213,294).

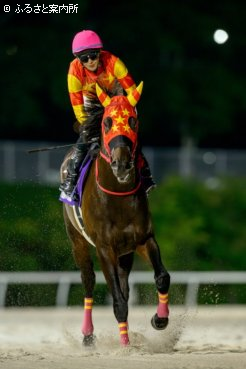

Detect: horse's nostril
111,160,133,173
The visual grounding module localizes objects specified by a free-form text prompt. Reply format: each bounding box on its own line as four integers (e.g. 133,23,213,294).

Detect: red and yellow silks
68,50,136,124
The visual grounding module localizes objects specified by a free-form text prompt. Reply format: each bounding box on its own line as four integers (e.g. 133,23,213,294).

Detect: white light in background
213,29,229,44
203,152,217,165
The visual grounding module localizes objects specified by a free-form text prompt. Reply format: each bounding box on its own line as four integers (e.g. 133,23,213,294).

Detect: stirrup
59,179,78,201
59,183,66,192
59,185,74,196
59,176,76,193
59,189,79,202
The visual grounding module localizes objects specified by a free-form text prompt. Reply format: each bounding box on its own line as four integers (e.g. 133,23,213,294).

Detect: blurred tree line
1,0,246,148
0,178,245,272
0,178,245,305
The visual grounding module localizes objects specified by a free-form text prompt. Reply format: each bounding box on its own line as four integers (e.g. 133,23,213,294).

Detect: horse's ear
96,83,111,107
127,81,144,107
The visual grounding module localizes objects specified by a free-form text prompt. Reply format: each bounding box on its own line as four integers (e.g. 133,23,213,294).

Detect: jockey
60,30,156,201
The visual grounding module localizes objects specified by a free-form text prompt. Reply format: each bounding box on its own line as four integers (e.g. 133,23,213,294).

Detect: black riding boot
60,140,88,200
60,120,101,200
141,154,156,195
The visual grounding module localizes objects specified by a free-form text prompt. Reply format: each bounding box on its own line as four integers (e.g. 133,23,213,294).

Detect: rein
99,150,111,163
95,155,141,196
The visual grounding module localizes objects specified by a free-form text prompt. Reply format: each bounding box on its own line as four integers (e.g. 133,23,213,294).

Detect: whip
26,140,98,154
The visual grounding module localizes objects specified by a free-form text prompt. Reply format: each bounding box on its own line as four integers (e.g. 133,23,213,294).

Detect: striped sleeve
113,58,136,94
67,62,87,124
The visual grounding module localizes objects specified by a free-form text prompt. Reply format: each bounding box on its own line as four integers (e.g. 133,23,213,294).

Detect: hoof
151,313,169,330
83,334,96,347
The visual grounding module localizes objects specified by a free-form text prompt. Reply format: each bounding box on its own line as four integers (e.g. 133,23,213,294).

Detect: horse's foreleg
97,248,130,345
116,253,134,345
117,252,134,301
65,215,96,345
137,237,170,330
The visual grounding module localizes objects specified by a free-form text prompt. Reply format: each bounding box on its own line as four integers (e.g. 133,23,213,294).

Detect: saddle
59,143,148,207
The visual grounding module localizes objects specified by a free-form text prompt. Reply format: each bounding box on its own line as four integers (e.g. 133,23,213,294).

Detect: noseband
95,155,141,196
96,136,141,196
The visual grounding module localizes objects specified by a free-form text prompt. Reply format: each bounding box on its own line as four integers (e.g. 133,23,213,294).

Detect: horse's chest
85,193,150,253
105,223,143,255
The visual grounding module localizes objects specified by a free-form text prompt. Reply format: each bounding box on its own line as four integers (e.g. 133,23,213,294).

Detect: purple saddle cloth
59,156,93,207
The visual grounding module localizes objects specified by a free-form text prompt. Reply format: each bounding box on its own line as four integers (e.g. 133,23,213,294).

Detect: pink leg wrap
118,322,129,346
81,297,94,336
157,293,169,318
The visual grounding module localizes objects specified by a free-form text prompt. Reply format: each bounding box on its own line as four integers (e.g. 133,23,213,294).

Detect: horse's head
96,82,143,184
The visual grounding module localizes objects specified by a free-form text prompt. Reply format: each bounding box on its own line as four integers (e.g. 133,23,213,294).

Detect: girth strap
72,205,96,247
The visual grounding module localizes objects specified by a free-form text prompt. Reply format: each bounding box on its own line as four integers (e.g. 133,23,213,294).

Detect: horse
60,81,170,346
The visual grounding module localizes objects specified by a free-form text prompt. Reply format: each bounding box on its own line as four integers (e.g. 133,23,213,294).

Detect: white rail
1,140,246,183
0,271,245,308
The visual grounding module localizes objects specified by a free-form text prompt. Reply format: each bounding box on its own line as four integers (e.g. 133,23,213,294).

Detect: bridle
94,81,144,196
95,153,141,196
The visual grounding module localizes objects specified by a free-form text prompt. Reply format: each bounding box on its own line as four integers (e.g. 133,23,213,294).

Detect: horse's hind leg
72,237,96,345
137,237,170,330
64,212,96,345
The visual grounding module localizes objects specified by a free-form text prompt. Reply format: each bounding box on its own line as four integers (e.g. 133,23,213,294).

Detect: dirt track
0,306,245,369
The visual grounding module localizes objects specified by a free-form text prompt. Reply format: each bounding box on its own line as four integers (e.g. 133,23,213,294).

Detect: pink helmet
72,30,103,54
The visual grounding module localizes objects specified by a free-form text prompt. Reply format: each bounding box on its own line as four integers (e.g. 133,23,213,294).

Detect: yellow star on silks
83,81,95,92
122,108,130,116
103,73,114,84
115,115,125,124
123,124,131,133
110,108,118,117
112,124,119,132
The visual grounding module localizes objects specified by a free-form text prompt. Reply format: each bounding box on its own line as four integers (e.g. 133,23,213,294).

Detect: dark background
1,0,246,148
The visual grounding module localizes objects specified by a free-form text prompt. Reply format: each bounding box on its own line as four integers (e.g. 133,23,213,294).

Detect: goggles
77,50,100,63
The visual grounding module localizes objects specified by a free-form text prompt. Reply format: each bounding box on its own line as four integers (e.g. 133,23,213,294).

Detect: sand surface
0,306,245,369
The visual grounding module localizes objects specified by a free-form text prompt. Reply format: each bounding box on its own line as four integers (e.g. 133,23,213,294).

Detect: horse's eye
103,117,113,133
128,116,138,131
